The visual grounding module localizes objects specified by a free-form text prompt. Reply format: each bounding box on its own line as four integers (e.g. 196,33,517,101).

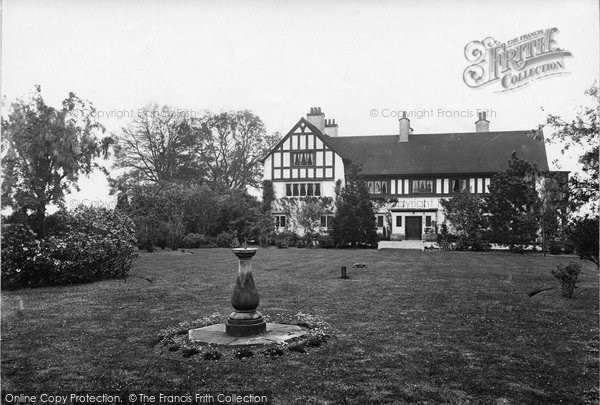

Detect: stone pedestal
225,248,267,337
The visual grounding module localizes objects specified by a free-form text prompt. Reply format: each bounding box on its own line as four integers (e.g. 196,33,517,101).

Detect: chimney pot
306,106,325,132
475,110,490,132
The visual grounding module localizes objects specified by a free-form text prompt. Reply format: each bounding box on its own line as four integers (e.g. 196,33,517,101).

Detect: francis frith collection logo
463,28,572,92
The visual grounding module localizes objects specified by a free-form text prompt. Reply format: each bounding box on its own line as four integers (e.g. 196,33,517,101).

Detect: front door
405,216,422,240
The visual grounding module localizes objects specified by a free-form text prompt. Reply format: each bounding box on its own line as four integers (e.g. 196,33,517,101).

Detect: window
292,152,315,166
396,216,402,227
274,215,286,228
300,183,307,196
452,179,470,193
377,215,384,228
425,216,431,227
285,183,322,197
367,180,388,194
411,180,434,194
320,215,334,228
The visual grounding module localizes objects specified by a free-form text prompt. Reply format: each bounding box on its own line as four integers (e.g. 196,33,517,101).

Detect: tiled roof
326,130,549,176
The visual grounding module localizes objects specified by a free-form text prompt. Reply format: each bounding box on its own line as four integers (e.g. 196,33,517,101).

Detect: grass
2,248,598,404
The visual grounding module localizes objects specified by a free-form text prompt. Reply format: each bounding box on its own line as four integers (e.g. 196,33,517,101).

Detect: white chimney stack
475,111,490,132
306,107,325,133
399,111,410,142
324,118,338,137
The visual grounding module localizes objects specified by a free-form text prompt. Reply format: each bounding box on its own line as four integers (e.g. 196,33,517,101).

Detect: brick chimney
399,111,410,142
323,118,338,137
307,107,325,132
475,111,489,132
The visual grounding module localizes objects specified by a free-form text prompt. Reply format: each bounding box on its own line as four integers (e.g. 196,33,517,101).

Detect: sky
2,0,599,207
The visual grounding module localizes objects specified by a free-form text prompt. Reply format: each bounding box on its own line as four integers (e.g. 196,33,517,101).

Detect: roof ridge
328,130,536,139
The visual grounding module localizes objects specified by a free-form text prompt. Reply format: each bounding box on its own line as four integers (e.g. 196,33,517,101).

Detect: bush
165,219,185,250
274,231,300,249
275,237,289,249
551,262,582,298
509,245,527,254
317,234,335,248
182,233,204,249
1,206,137,290
215,232,239,248
548,241,562,255
567,216,599,267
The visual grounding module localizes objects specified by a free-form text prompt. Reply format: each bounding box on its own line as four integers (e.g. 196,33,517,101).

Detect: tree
566,216,599,267
486,154,541,248
296,197,330,246
112,104,207,189
1,86,110,236
332,164,378,247
544,83,598,266
201,111,279,190
261,180,275,212
212,189,264,244
538,172,569,253
440,190,488,250
123,183,187,250
544,83,598,214
183,184,220,235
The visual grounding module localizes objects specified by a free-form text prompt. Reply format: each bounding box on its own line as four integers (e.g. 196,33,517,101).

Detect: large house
262,107,550,241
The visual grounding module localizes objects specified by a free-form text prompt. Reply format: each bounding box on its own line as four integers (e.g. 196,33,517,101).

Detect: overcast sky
2,0,599,207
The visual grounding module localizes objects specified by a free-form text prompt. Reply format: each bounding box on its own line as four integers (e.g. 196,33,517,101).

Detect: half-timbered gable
263,115,345,200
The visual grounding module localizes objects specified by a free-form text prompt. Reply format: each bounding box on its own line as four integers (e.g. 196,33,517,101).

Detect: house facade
262,107,550,241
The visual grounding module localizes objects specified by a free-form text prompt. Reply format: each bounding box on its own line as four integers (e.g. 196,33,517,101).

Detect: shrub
1,207,137,290
317,234,335,248
509,245,526,254
215,232,234,248
295,238,308,248
182,233,204,249
203,350,223,360
551,262,582,298
165,218,184,250
274,231,300,249
275,238,289,249
234,347,254,360
548,241,562,255
437,223,456,251
567,216,599,268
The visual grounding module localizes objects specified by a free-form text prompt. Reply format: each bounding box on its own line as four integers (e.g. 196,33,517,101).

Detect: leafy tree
486,155,541,248
261,180,275,212
183,184,220,235
543,83,598,265
440,191,488,250
544,83,598,214
123,183,187,250
332,164,378,247
297,197,330,246
538,172,569,253
201,111,280,190
566,216,599,267
1,86,110,236
112,104,207,189
212,189,264,244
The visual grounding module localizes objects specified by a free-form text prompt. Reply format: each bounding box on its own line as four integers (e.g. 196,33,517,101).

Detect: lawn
2,248,598,404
